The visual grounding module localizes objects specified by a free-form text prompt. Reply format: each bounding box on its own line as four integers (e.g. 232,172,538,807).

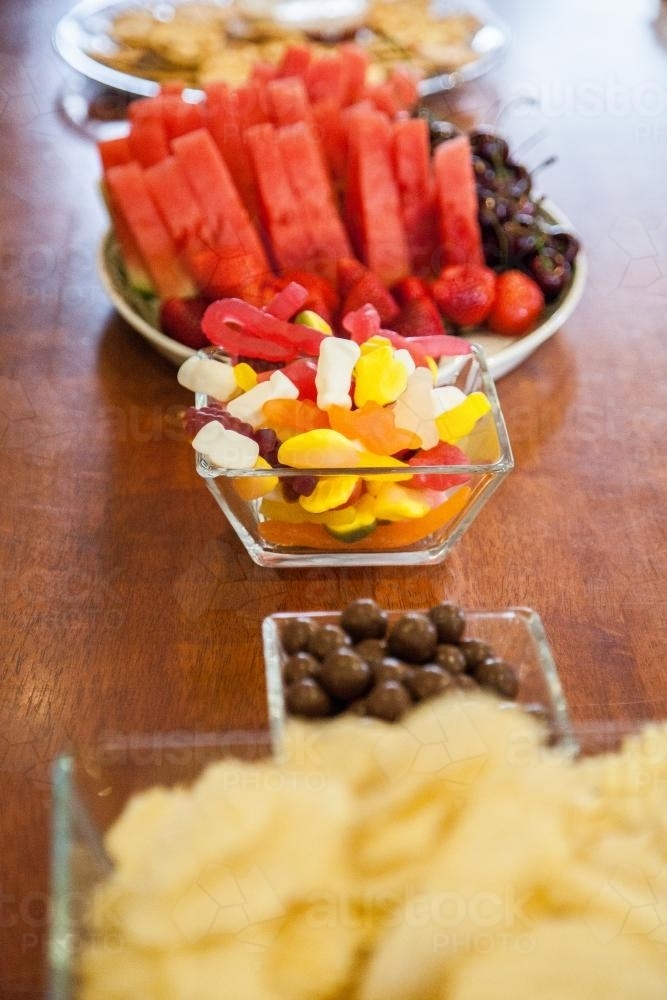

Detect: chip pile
80,695,667,998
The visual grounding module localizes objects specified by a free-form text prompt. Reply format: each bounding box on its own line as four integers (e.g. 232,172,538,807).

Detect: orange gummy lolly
258,486,472,551
328,401,420,455
262,398,329,438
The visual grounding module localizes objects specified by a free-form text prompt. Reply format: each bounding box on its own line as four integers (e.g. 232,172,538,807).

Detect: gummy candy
435,391,491,443
315,337,360,411
328,401,420,455
353,343,409,408
392,367,440,449
262,398,329,440
182,296,498,551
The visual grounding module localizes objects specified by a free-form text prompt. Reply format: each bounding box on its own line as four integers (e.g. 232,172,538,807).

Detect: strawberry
487,270,545,336
390,296,447,338
340,269,399,325
336,257,369,298
432,264,497,327
159,297,209,349
391,276,434,306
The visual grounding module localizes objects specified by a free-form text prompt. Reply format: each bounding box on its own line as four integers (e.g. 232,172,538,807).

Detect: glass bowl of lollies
180,328,513,567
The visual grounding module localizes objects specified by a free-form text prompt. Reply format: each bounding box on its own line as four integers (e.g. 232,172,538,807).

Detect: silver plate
53,0,509,99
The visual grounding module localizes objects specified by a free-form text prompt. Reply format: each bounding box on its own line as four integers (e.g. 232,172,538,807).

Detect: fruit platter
95,41,585,379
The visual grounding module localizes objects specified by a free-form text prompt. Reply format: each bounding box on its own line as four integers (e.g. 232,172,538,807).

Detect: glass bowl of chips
49,730,272,999
50,703,667,998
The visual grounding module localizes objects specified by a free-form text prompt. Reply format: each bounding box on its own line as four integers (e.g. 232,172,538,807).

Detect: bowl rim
193,343,514,480
262,605,577,757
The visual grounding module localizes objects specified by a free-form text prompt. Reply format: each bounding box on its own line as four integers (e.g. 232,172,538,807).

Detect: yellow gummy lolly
435,391,491,443
354,345,409,408
232,456,278,501
299,475,361,514
260,497,361,526
294,310,332,335
370,482,432,521
277,429,365,468
233,363,257,392
359,335,392,354
278,429,411,473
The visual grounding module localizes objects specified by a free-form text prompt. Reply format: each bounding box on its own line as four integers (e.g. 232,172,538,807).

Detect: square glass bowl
49,733,271,1000
193,345,513,567
262,606,577,753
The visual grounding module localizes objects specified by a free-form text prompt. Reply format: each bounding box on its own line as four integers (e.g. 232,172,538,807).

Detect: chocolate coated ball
433,643,467,674
387,613,438,663
366,680,412,721
354,638,387,667
473,658,519,699
459,638,494,670
373,657,411,684
320,648,372,701
429,602,466,644
341,599,388,641
308,624,350,660
283,652,320,684
407,664,455,701
281,617,316,654
285,678,334,718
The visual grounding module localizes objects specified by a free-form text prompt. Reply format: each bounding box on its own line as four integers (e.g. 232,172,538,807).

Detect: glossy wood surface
1,0,666,994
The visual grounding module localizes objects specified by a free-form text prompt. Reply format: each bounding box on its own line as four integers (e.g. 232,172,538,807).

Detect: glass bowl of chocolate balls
262,600,576,752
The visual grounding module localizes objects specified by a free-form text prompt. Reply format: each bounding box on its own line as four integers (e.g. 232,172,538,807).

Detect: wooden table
1,0,666,994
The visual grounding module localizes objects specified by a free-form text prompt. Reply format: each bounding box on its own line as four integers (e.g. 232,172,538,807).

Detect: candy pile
278,599,519,721
178,291,500,550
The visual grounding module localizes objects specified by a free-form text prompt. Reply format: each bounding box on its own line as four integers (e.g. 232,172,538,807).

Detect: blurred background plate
53,0,509,99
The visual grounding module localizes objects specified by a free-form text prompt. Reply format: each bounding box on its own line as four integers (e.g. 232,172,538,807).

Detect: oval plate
54,0,508,100
97,198,586,377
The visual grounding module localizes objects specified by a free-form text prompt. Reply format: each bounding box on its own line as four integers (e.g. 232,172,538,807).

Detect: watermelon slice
153,91,204,139
127,112,169,168
144,156,203,248
338,44,369,105
250,61,279,87
104,190,153,295
433,135,484,268
344,106,410,285
277,45,313,79
105,162,195,299
311,100,348,187
171,128,268,283
392,117,438,276
265,77,311,126
305,55,348,107
276,121,352,279
245,122,314,272
203,83,260,218
98,135,132,171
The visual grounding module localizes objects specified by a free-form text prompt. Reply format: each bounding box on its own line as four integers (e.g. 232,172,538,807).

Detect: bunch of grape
426,119,580,301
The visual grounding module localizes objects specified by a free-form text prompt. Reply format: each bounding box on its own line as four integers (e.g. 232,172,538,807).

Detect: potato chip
81,697,667,998
446,917,667,1000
